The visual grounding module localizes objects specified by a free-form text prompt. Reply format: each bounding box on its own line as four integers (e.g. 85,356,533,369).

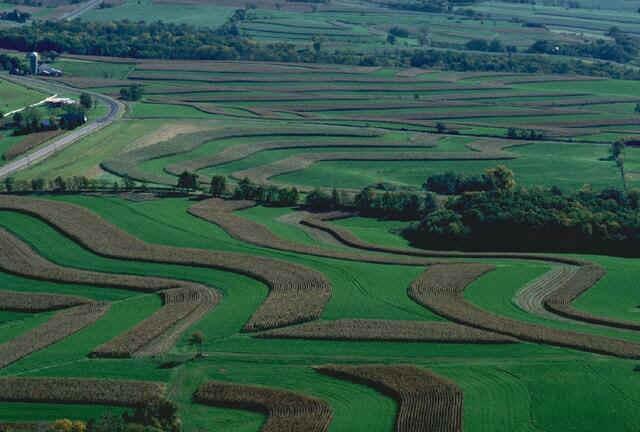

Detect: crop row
316,364,463,432
93,284,219,358
0,195,332,331
0,377,165,406
0,289,89,312
409,264,640,359
0,302,110,369
194,381,332,432
256,319,516,343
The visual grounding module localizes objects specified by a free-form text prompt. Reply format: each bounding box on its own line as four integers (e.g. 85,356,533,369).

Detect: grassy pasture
0,78,47,114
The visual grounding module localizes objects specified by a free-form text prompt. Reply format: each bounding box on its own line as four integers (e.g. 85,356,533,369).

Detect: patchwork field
18,55,640,192
0,194,638,430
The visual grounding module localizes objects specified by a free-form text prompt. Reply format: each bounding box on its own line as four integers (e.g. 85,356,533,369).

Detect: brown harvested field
514,266,579,322
0,195,331,331
409,264,640,358
0,377,165,406
92,284,219,358
316,365,463,432
2,130,65,161
194,381,333,432
255,319,517,343
0,302,109,369
0,290,89,312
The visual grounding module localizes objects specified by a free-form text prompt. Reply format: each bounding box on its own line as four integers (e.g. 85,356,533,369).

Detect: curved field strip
409,264,640,358
514,266,579,321
189,198,441,266
194,381,333,432
256,319,516,343
103,126,382,184
0,195,331,332
233,150,516,186
0,226,220,359
316,364,463,432
92,284,219,358
165,133,437,178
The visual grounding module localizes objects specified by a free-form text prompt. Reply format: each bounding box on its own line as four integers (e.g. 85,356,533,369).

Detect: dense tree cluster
232,177,299,206
85,399,181,432
407,185,640,256
1,20,639,79
0,9,31,23
528,28,640,63
424,171,495,195
506,127,545,140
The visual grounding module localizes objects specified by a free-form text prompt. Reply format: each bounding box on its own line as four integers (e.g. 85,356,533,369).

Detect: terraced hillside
12,56,640,192
0,193,639,430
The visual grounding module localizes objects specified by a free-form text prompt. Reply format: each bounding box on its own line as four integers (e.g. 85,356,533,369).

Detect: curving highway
0,75,124,179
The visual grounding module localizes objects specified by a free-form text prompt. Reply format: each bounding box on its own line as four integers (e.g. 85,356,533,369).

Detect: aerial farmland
0,0,639,431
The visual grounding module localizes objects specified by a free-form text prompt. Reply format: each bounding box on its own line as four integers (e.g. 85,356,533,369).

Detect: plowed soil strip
194,381,333,432
256,319,516,343
316,364,463,432
409,264,640,358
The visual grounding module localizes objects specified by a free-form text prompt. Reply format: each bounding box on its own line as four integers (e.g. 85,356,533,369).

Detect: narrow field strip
409,264,640,358
103,127,382,185
92,284,218,358
194,381,333,432
255,319,517,343
0,195,331,331
0,377,165,406
189,198,439,266
316,364,463,432
0,303,109,369
234,150,516,185
0,290,90,312
515,266,579,321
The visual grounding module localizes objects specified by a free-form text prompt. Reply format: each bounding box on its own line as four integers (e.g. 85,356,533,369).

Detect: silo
27,52,39,75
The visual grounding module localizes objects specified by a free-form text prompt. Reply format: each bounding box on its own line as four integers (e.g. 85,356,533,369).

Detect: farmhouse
46,96,76,108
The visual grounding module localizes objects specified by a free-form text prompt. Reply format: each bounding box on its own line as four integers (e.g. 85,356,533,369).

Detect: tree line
1,20,640,80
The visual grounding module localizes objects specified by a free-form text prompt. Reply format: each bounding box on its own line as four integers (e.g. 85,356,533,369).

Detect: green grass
0,78,47,113
82,0,235,28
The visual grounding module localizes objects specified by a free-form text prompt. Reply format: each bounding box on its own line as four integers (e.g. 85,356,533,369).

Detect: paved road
59,0,103,20
0,75,124,179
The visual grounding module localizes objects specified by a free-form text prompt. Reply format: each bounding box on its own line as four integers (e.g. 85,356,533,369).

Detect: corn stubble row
0,195,331,331
93,284,219,358
256,319,516,343
0,377,165,406
316,365,463,432
0,289,89,312
409,264,640,358
194,381,332,432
